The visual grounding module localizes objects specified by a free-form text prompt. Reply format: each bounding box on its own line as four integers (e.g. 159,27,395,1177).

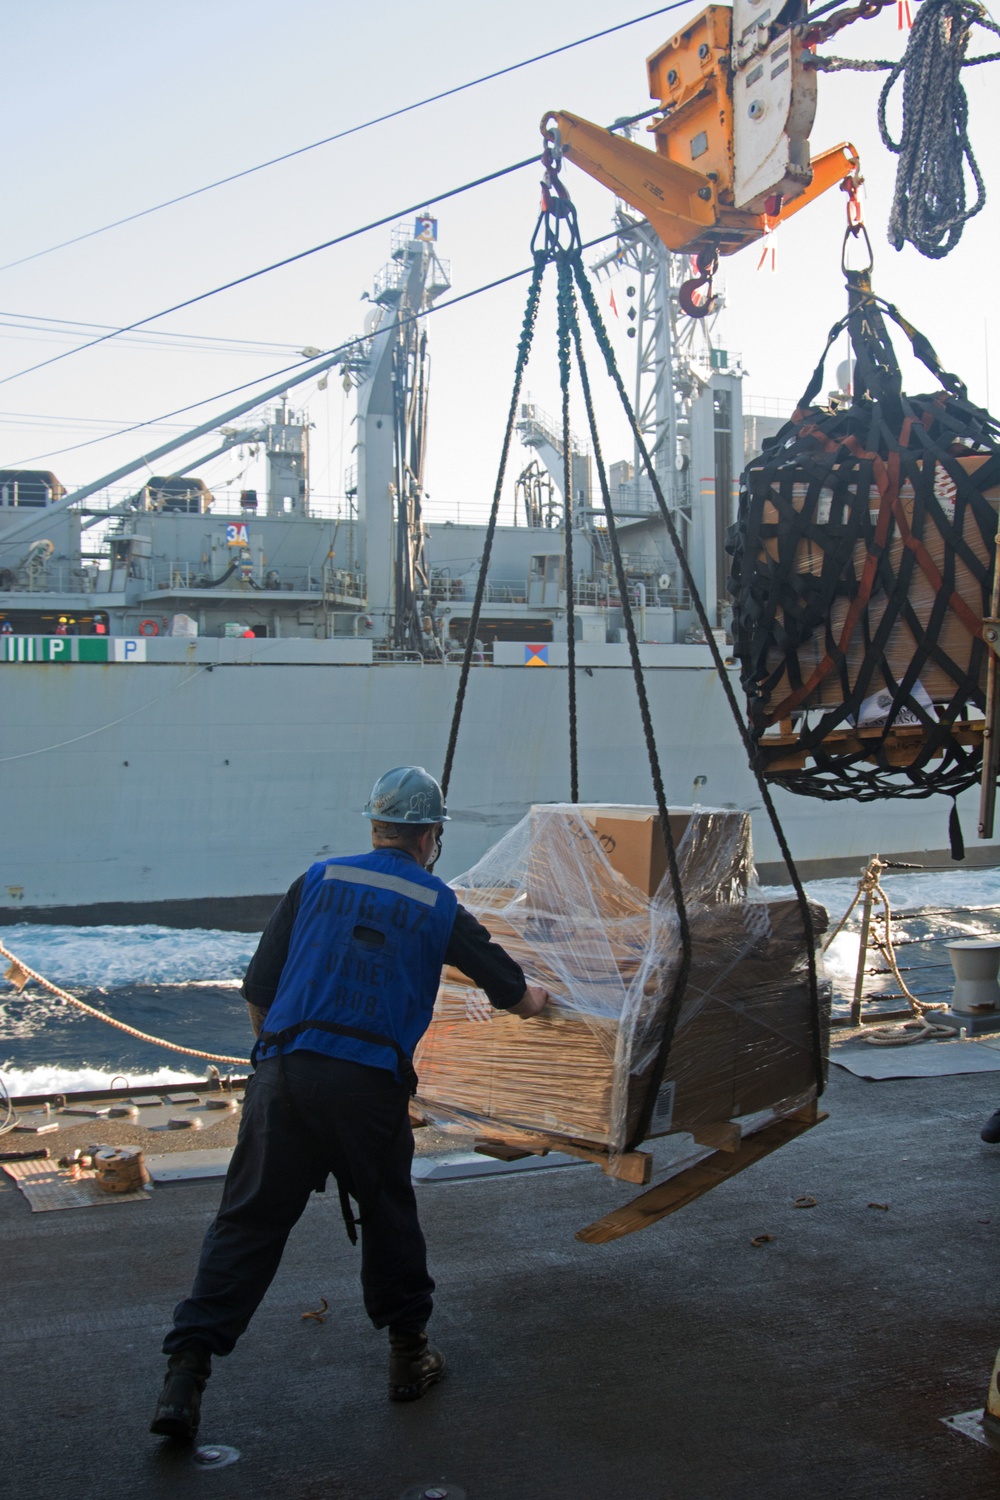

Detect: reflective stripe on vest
255,850,457,1079
322,864,440,907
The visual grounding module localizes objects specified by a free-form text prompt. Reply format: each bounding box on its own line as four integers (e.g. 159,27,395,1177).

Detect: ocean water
3,868,1000,1097
0,924,260,1096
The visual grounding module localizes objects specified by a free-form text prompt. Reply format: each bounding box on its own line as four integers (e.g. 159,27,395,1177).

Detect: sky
1,0,999,524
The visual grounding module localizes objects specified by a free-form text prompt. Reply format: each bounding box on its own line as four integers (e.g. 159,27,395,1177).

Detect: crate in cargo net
732,452,1000,732
727,274,1000,804
413,806,828,1205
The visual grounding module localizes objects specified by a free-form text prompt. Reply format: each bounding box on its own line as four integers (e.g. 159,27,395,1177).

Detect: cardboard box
415,882,827,1151
527,804,753,903
639,899,826,1137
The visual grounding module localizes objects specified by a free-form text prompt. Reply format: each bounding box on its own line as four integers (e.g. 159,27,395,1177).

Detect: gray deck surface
4,1068,1000,1500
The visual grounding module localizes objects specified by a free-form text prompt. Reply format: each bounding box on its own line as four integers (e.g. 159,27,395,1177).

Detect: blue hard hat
363,766,449,824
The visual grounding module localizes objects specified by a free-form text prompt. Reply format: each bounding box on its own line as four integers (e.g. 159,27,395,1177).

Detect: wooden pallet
475,1131,653,1185
574,1102,827,1244
757,720,985,773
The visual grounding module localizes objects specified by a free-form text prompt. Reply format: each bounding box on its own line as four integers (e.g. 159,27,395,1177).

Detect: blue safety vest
253,849,458,1082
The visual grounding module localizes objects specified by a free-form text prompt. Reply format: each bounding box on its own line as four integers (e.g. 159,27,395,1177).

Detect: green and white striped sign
1,636,146,663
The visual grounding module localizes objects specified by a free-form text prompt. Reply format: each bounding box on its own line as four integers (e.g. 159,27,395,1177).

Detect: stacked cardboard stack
414,806,827,1153
754,455,998,721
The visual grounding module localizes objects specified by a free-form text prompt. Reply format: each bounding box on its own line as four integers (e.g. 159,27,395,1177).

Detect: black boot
388,1326,446,1402
150,1346,212,1440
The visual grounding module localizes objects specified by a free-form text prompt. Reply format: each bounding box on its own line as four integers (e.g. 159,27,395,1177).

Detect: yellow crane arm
547,1,860,261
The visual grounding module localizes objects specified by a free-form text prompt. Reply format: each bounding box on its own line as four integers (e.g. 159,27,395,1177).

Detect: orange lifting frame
547,4,858,259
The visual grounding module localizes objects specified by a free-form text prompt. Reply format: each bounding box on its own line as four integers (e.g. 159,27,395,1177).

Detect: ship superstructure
0,217,992,925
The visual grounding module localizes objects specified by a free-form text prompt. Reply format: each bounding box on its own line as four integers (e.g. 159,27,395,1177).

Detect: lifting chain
800,0,895,49
441,138,826,1136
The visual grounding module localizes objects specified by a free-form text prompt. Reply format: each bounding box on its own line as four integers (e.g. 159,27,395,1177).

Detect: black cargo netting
728,269,1000,802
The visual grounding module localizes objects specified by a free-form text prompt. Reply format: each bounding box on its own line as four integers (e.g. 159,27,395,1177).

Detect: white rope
0,938,248,1067
862,1014,957,1046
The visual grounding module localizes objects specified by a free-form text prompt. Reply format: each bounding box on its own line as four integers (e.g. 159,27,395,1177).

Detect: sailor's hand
247,1002,269,1038
510,985,548,1019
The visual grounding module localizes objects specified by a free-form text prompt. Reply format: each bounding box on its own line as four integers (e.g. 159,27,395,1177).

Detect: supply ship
0,211,994,928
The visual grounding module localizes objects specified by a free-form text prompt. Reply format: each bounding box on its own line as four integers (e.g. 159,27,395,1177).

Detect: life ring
138,619,159,637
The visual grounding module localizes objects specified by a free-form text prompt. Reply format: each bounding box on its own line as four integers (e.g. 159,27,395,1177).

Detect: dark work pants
163,1051,434,1357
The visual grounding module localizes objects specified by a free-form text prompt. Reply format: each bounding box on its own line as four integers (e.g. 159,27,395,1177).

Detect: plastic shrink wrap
414,805,829,1154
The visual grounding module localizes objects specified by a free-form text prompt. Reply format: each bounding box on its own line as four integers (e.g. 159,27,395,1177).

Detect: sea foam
0,924,259,989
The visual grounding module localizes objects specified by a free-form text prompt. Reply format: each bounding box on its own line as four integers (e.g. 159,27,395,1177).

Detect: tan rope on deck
824,855,959,1044
0,939,248,1067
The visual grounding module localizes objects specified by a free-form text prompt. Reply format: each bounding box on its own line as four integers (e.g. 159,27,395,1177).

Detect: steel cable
0,2,692,275
439,256,546,801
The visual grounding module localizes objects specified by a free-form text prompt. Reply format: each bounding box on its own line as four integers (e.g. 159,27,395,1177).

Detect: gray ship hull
2,640,994,926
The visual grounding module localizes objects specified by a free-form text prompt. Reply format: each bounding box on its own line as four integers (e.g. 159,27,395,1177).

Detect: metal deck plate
146,1149,234,1182
191,1444,240,1469
941,1408,1000,1450
411,1150,586,1182
400,1486,466,1500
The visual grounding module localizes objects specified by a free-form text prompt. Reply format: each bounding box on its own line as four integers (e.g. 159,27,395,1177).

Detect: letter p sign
113,639,147,662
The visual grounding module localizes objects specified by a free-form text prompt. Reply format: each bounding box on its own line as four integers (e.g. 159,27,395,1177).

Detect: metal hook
842,222,874,277
678,249,719,320
539,113,563,171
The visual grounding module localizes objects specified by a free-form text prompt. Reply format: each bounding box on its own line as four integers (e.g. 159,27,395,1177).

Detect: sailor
150,765,548,1442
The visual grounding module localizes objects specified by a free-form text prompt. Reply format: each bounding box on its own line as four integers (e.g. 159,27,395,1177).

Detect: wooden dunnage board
575,1104,827,1244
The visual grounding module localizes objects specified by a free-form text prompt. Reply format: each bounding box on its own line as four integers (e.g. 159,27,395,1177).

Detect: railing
570,575,688,610
0,563,100,595
372,648,425,665
517,401,588,456
611,480,660,515
743,394,796,418
74,487,355,523
444,646,491,665
482,581,526,604
142,562,365,598
373,262,405,302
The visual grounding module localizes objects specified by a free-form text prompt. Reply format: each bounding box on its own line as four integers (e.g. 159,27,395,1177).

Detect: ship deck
4,1065,1000,1500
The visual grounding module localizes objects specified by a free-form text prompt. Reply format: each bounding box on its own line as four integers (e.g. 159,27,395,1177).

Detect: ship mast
351,218,450,651
591,202,744,629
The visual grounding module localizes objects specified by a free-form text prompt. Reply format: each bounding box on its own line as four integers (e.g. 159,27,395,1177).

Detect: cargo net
728,270,1000,801
413,805,827,1155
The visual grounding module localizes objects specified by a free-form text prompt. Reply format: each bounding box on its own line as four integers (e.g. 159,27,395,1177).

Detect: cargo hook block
678,248,719,319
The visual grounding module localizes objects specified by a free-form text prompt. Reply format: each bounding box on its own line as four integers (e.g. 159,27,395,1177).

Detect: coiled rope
0,939,248,1067
811,0,1000,259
